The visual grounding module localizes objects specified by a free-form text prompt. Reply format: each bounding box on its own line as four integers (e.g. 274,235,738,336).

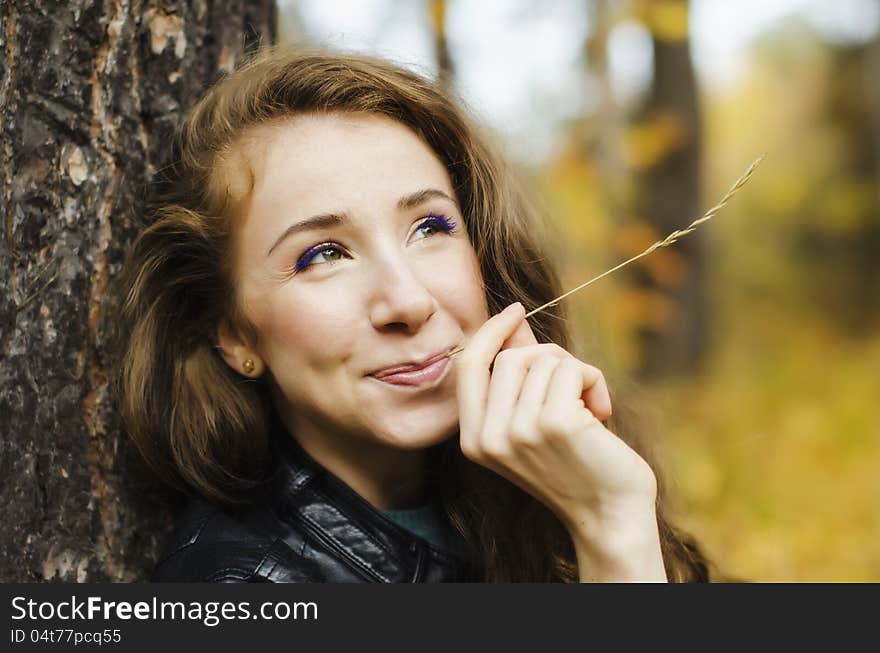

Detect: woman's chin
371,412,459,450
359,394,459,450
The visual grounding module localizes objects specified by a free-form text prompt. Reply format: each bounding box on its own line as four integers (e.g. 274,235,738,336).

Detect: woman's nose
367,256,437,333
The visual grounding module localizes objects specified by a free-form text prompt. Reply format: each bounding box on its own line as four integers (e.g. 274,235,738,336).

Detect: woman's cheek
262,287,358,364
448,246,489,328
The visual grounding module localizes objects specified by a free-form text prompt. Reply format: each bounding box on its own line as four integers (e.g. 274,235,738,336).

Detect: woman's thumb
500,304,538,350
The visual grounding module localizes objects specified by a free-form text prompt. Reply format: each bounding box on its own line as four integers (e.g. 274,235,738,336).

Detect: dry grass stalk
446,156,764,359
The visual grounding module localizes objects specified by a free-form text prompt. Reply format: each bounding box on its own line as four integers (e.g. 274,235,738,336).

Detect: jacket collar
265,412,476,582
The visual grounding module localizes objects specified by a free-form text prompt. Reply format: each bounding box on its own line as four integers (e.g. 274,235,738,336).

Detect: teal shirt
383,505,471,561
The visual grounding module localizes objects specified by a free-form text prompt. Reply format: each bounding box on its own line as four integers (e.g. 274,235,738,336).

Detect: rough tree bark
0,0,275,582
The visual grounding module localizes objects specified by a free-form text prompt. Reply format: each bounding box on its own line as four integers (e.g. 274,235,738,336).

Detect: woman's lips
370,356,451,388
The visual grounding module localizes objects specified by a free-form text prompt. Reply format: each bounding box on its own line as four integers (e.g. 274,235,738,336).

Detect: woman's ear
215,319,265,378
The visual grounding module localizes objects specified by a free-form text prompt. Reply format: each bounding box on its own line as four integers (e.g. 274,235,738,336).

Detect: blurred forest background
277,0,880,581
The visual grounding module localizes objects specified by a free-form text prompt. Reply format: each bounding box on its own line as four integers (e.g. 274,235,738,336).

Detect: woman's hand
455,302,667,582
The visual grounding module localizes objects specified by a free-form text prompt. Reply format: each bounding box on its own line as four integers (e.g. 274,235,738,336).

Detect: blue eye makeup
293,242,345,273
413,211,458,240
291,212,459,274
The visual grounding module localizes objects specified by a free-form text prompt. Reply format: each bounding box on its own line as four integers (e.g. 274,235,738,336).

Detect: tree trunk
0,0,275,582
630,3,704,379
799,41,880,333
429,0,454,90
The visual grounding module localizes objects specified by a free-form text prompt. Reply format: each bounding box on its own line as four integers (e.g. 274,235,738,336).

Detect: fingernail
504,302,523,315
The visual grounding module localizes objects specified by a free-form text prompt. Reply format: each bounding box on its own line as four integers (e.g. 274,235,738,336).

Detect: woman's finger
481,344,576,453
510,355,561,443
479,349,530,455
543,357,612,423
499,307,539,351
456,303,526,446
580,363,612,419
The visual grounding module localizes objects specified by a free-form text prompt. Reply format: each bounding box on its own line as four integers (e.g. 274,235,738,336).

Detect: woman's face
224,112,489,451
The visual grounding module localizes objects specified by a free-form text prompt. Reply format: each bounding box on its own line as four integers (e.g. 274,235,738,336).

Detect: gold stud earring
242,359,255,374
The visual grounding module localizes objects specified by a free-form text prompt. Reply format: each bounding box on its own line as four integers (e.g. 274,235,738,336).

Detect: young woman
115,48,710,582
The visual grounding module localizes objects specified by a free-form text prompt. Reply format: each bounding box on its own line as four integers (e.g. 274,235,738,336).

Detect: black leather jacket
151,424,479,583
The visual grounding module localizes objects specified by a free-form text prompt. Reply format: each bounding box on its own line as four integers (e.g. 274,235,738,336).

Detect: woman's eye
412,212,458,241
292,213,457,275
294,244,346,273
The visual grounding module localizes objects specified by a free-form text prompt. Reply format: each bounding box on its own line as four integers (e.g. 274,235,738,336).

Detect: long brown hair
114,46,711,582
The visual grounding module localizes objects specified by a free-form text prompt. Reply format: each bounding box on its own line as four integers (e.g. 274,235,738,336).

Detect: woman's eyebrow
267,212,347,257
266,188,457,257
396,188,457,211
